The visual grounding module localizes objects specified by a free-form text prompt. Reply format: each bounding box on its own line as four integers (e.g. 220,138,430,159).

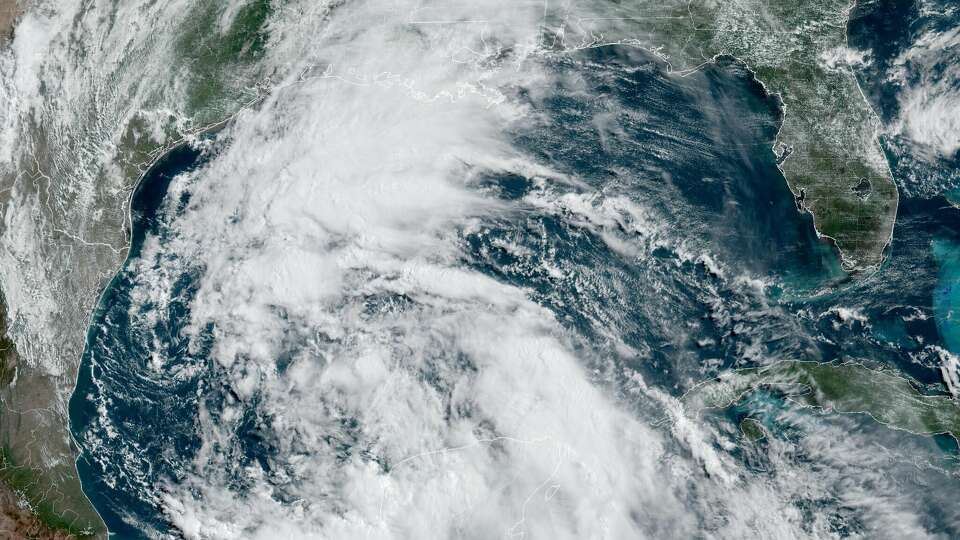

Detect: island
0,0,902,536
684,361,960,441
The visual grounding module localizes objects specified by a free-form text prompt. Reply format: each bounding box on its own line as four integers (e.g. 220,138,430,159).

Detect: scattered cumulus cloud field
1,0,959,538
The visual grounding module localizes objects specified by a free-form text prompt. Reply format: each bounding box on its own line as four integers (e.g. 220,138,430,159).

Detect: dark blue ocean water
70,2,960,536
70,143,212,538
850,0,960,359
850,0,960,199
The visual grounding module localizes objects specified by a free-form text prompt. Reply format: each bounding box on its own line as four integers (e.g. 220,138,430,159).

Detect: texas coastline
64,30,892,534
35,0,938,533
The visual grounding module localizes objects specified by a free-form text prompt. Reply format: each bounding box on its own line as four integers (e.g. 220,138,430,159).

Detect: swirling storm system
0,0,959,538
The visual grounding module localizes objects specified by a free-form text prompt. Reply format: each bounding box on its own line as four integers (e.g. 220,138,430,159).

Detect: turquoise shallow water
72,46,859,537
71,48,960,538
852,0,960,358
68,0,960,536
934,238,960,352
938,196,960,356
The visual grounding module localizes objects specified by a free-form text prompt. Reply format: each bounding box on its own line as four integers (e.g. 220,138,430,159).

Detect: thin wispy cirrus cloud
2,0,952,538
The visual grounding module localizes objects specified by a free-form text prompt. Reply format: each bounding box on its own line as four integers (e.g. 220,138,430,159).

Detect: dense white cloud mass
890,26,960,159
93,2,944,538
3,0,958,538
152,3,705,536
120,1,759,537
0,0,204,382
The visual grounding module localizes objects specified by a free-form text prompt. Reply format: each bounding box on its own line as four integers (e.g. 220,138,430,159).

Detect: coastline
66,90,265,537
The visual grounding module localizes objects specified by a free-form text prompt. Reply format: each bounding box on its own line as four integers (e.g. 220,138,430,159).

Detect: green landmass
0,293,101,538
569,0,898,270
0,447,99,538
739,417,767,442
0,1,281,536
176,0,274,120
685,361,960,440
0,0,905,535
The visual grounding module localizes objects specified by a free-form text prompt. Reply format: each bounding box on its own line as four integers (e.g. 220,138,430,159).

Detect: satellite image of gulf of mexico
0,0,958,538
